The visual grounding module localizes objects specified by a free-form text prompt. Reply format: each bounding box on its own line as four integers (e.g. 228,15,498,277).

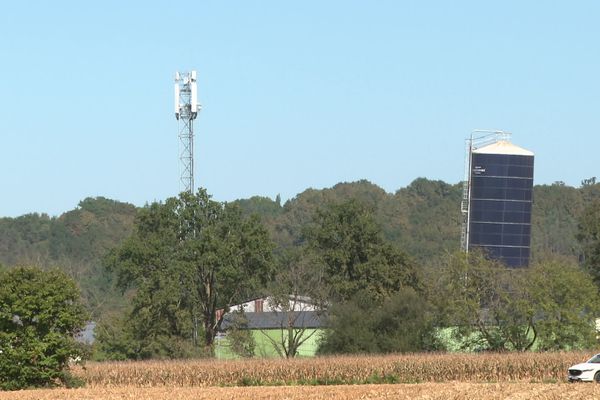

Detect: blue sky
1,1,599,217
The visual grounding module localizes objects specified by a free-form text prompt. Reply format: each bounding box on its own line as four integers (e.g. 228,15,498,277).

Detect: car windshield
587,355,600,363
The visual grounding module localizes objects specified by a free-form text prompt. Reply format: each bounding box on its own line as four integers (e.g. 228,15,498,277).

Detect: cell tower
174,71,200,194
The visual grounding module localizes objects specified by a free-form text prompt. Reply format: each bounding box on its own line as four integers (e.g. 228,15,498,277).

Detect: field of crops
3,383,600,400
1,352,596,399
76,352,588,387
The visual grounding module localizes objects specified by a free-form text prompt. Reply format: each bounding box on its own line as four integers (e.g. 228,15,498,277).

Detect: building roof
473,140,534,156
221,311,325,330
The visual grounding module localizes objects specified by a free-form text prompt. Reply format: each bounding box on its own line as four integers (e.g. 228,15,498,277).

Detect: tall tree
305,199,420,302
106,189,274,356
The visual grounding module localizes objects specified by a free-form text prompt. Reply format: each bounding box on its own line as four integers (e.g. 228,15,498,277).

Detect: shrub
0,266,88,390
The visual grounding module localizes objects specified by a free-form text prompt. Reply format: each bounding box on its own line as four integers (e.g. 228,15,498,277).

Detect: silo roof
473,140,534,156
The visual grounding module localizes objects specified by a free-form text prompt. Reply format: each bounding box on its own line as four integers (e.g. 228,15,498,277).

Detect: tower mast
174,71,199,194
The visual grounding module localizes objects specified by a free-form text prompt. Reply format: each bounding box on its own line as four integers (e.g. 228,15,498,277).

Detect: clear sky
1,1,599,217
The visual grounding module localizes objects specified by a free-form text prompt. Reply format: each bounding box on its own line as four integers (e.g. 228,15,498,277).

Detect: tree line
95,187,600,359
3,178,600,388
2,178,599,293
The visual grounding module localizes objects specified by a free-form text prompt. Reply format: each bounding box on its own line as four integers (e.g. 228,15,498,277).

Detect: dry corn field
75,352,589,387
2,352,599,399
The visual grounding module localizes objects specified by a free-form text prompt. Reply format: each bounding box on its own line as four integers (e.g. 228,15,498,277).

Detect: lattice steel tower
174,71,200,194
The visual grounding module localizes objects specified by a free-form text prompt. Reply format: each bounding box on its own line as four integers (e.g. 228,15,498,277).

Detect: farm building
216,296,326,359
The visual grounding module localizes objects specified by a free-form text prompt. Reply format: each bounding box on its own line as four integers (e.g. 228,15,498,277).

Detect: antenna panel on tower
174,83,180,119
191,81,198,116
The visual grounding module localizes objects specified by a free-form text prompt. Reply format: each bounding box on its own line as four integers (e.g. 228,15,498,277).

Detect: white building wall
233,296,317,313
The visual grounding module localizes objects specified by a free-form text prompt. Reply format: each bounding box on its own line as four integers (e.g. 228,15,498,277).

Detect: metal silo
460,132,534,267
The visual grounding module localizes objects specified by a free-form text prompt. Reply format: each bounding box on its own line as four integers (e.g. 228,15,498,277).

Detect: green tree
271,180,391,251
318,287,436,354
307,200,431,354
0,266,88,390
306,199,420,302
106,189,274,356
232,196,283,219
93,310,139,361
317,292,379,354
532,184,583,258
430,251,536,351
388,178,462,261
0,198,136,323
529,256,600,350
431,251,599,351
577,200,600,284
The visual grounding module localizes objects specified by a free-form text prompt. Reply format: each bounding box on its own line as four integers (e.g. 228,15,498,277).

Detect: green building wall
215,329,325,359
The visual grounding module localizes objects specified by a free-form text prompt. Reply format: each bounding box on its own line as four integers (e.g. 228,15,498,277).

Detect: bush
0,266,88,390
318,288,437,354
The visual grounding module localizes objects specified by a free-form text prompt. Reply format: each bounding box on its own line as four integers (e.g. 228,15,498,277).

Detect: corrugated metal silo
466,140,534,267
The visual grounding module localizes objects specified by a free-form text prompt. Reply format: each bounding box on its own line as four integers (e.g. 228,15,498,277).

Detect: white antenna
174,71,200,194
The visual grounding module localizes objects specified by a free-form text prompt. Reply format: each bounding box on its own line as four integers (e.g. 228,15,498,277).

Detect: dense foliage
0,267,88,390
103,189,274,358
306,199,420,302
318,288,436,354
3,178,600,289
2,178,600,361
429,251,599,351
0,197,136,320
577,200,600,284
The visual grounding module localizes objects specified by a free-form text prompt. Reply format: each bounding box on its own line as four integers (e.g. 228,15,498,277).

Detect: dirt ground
1,383,599,400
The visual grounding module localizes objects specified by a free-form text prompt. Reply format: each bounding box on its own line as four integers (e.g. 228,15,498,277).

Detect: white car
568,354,600,382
